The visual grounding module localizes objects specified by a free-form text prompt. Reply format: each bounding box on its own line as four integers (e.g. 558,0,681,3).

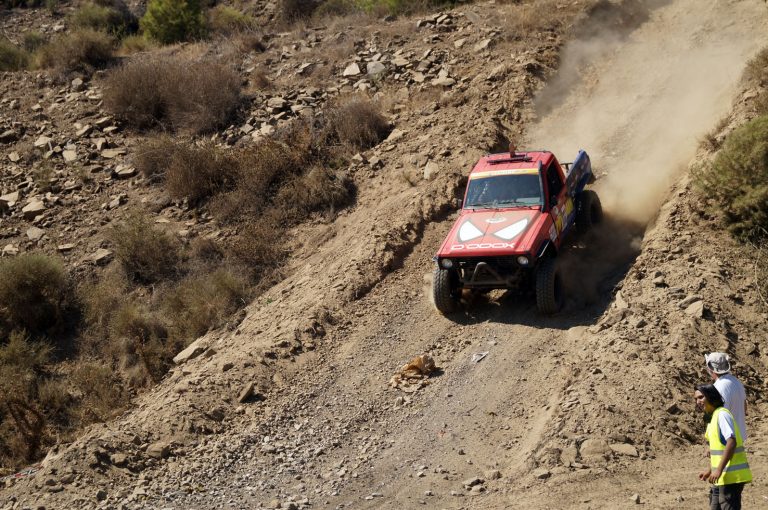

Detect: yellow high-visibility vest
706,407,752,486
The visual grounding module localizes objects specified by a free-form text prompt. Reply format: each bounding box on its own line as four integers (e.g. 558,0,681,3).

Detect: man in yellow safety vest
695,384,752,510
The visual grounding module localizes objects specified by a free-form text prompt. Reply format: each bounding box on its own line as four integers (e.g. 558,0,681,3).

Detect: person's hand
698,469,711,481
708,468,723,484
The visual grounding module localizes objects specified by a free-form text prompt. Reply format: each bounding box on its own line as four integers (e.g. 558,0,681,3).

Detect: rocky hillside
2,0,768,509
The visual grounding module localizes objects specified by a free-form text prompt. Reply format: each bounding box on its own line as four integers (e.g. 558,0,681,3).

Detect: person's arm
698,445,712,481
708,437,736,483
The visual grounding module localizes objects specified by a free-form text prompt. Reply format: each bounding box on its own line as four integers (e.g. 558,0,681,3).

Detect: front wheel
536,257,564,314
575,190,603,234
433,268,460,314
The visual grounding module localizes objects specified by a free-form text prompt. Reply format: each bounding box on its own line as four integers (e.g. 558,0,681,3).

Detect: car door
544,162,573,246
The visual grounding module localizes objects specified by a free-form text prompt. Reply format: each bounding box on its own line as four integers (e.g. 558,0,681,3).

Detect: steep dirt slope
2,0,768,509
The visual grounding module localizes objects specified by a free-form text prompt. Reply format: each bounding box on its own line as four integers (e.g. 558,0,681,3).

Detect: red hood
436,208,543,257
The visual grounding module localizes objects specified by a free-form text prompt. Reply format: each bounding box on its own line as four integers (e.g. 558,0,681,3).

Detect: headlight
516,255,529,266
440,258,454,269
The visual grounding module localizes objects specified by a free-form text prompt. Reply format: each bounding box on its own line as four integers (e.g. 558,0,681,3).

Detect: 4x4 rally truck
432,148,602,315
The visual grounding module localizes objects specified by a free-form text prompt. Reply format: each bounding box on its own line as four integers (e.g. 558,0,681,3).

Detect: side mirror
455,198,463,209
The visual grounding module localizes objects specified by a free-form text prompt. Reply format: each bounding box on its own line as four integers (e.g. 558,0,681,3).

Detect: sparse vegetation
0,38,29,71
693,115,768,242
744,46,768,115
165,142,239,204
324,97,390,151
108,213,182,283
103,56,241,133
21,31,46,53
208,5,256,35
70,2,131,34
34,29,114,76
161,268,249,340
0,254,69,338
140,0,207,44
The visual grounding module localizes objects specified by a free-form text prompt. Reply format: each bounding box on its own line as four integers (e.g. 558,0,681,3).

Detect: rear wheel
433,268,460,314
575,190,603,234
536,257,564,314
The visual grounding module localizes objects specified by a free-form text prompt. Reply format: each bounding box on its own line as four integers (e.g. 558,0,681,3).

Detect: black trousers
710,483,745,510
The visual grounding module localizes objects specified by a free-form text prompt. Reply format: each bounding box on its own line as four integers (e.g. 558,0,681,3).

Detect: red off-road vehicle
432,148,601,314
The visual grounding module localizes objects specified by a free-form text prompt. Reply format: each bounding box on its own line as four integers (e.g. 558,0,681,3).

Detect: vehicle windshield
464,173,543,209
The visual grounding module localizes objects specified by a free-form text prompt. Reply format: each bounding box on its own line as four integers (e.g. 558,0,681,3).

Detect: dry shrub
78,266,128,340
208,5,256,35
22,32,46,53
161,268,248,341
165,142,239,204
70,2,135,35
118,34,155,55
743,47,768,86
0,38,29,71
281,0,318,22
108,303,171,384
68,361,128,422
274,166,352,218
0,254,69,338
133,134,179,179
213,137,306,220
324,97,390,151
693,115,768,241
103,56,241,133
228,212,286,281
34,29,114,76
108,213,182,283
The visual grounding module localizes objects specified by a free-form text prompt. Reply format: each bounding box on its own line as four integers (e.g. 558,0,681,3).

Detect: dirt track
3,0,768,509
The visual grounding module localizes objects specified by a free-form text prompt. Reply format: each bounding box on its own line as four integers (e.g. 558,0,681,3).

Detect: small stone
34,135,53,148
57,243,75,252
385,129,405,143
610,443,639,457
485,469,501,480
8,151,21,162
26,227,45,241
113,166,136,179
631,493,640,504
110,453,128,467
96,489,108,501
454,38,467,49
22,199,46,219
0,129,19,143
0,191,20,207
101,148,126,159
343,63,361,76
267,97,287,110
62,150,78,162
462,477,483,488
474,39,492,52
532,468,551,480
146,441,170,459
684,300,705,318
367,61,386,77
431,77,456,87
2,244,19,256
238,382,255,403
423,161,440,180
90,248,112,265
71,78,85,91
75,125,93,138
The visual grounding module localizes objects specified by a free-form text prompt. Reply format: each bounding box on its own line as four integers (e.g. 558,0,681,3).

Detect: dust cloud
526,0,768,225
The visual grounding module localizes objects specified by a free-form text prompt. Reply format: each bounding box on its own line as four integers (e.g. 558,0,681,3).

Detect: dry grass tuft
108,213,182,283
0,254,69,338
34,29,114,76
103,56,241,134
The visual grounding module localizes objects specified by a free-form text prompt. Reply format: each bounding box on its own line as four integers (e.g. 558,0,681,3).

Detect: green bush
0,38,29,71
108,213,182,283
0,254,69,337
34,29,114,75
693,115,768,241
140,0,207,44
103,56,241,133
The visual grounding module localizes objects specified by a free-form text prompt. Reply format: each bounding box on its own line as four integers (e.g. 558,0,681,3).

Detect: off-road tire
575,189,603,234
536,256,564,314
433,268,460,314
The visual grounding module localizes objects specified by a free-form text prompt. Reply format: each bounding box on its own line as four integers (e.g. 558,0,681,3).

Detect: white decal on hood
493,218,528,241
458,221,483,242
